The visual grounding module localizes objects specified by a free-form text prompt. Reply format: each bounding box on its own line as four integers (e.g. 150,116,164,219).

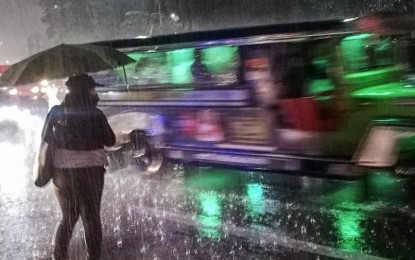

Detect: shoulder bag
33,141,54,187
33,105,63,187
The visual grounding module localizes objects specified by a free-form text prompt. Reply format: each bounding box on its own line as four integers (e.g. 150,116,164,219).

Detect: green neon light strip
343,33,373,41
307,79,334,95
352,82,412,99
375,118,401,123
344,66,403,80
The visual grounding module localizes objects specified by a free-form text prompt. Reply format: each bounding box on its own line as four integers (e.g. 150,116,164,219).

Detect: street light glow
40,79,49,86
170,13,179,22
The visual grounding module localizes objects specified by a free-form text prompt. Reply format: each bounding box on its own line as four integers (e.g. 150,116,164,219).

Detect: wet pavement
0,110,415,260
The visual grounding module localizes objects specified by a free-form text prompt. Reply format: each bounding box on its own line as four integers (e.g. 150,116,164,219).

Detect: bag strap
41,105,64,143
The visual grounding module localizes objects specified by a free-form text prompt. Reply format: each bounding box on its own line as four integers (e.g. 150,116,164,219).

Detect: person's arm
101,113,116,147
41,106,59,143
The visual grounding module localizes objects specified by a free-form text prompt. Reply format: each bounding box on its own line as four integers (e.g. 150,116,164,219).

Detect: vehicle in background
5,83,49,115
0,65,10,105
89,16,415,178
0,70,61,116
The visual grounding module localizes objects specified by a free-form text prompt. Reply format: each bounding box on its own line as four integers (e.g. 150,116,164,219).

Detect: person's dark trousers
52,166,105,260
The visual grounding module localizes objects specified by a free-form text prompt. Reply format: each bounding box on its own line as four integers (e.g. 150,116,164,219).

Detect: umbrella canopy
0,44,135,86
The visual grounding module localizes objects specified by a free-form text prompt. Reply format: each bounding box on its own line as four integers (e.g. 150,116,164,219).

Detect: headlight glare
8,88,17,95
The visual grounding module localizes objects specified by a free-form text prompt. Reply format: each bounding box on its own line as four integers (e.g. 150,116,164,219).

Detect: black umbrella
0,43,135,86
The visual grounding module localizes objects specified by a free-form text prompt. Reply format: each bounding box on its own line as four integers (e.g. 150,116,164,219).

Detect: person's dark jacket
42,105,115,151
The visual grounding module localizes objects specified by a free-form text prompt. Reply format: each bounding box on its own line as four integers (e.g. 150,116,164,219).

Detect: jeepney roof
92,20,351,51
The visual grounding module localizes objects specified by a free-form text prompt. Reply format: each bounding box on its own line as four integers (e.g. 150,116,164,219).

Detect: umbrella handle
122,65,128,86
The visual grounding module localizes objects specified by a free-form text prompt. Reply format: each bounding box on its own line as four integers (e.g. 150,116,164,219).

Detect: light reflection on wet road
0,110,415,260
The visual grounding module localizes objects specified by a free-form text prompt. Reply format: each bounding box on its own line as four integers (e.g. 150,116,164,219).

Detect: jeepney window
240,40,344,132
240,40,338,101
271,40,336,99
340,33,401,73
116,46,241,87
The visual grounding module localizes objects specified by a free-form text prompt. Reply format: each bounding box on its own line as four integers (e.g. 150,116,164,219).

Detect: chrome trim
165,146,352,164
118,31,356,52
98,101,249,107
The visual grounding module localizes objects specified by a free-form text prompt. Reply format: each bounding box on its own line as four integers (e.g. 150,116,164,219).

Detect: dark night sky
0,0,412,64
0,0,46,64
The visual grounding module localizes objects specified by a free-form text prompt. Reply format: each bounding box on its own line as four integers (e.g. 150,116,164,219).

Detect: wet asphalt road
1,110,415,260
